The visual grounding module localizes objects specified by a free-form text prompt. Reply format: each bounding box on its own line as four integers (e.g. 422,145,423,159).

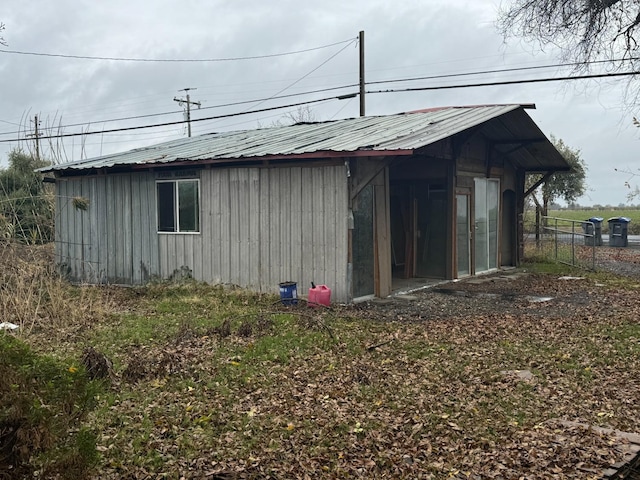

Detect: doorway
474,178,500,273
352,184,375,299
390,181,447,284
456,194,470,277
416,187,447,278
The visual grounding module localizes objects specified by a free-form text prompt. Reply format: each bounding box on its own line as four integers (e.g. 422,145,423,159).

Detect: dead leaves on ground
12,272,640,479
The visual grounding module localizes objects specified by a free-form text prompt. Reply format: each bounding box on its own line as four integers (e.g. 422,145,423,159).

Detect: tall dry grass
0,241,111,339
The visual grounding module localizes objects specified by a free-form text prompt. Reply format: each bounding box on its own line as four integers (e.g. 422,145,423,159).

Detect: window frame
155,178,201,234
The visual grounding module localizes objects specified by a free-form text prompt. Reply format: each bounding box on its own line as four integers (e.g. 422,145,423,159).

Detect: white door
474,178,499,273
456,194,470,277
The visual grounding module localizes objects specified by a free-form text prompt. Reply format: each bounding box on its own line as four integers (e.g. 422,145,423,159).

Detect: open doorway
352,184,375,299
390,181,448,291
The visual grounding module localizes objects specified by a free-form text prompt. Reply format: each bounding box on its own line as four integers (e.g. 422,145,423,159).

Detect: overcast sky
1,0,638,206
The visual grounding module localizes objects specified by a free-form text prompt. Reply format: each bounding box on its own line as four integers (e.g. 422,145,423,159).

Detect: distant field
528,209,640,234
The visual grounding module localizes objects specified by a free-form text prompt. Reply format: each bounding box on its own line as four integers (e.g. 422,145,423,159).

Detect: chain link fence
526,216,597,270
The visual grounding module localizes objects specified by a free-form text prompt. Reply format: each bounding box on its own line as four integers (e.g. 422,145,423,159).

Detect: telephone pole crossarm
27,115,42,160
173,88,201,137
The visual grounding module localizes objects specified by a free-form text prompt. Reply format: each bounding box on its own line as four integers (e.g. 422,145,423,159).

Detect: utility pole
28,115,42,160
173,88,201,137
359,30,365,117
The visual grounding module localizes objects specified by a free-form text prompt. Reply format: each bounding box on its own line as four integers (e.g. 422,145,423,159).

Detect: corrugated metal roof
42,105,569,173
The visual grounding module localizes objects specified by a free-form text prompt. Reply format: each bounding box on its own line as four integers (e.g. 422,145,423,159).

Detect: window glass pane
157,182,176,232
488,180,499,269
352,185,374,298
178,180,199,232
474,178,488,272
456,194,470,276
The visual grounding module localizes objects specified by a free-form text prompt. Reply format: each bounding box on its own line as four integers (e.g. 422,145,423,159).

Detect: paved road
600,234,640,247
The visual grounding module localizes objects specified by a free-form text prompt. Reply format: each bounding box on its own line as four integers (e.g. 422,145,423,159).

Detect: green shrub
0,334,102,478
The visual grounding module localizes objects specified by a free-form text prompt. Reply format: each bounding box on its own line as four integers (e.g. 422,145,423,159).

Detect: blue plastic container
279,281,298,305
582,217,604,246
608,217,631,247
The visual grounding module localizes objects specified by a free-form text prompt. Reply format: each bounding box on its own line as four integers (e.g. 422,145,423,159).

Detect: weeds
3,244,640,478
0,334,102,479
0,242,110,339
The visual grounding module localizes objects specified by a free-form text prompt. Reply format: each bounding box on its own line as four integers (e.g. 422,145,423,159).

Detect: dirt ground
351,246,640,324
4,241,640,478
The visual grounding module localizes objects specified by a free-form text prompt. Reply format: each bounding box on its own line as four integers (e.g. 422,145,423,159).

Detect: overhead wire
190,98,337,137
4,70,638,144
0,118,21,127
240,39,357,113
0,38,357,63
0,83,358,137
329,97,355,120
195,40,356,132
365,70,640,95
366,56,640,86
0,95,350,143
79,102,327,147
1,55,630,138
2,49,633,129
4,55,640,146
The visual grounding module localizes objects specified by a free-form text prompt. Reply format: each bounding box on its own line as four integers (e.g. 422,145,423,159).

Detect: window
156,179,200,233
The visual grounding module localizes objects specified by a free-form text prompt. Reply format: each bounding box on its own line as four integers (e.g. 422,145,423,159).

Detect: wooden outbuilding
42,105,570,302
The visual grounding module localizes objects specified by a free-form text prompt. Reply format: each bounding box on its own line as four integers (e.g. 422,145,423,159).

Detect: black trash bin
582,217,603,246
607,217,631,247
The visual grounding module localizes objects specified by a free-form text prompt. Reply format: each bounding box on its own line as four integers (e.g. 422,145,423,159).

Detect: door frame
473,177,500,275
455,192,471,277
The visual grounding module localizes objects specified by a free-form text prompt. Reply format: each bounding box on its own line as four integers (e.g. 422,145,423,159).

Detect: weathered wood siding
55,164,350,302
158,165,350,302
54,172,159,284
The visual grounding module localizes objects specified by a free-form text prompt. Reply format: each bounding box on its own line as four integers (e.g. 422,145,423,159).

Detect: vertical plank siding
158,165,350,301
55,172,158,284
55,164,350,302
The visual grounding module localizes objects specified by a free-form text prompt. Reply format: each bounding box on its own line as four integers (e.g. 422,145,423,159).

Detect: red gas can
308,284,331,307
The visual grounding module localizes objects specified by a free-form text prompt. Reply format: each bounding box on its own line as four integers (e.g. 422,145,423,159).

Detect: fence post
571,221,576,266
535,206,541,248
554,217,558,261
591,222,596,270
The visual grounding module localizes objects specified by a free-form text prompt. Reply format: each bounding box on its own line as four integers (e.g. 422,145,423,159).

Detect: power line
242,39,357,113
0,58,575,136
0,38,356,63
189,98,337,136
79,102,334,146
0,118,21,127
0,95,351,143
366,70,640,95
4,66,638,145
0,56,628,138
0,84,358,137
367,57,640,87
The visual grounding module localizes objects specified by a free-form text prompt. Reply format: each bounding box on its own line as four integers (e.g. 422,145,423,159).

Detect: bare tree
1,22,7,46
258,105,318,129
282,105,317,124
615,116,640,199
497,1,640,71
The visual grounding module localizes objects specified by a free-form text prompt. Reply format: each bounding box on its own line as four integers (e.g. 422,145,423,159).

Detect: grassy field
549,209,640,224
527,209,640,234
2,242,640,478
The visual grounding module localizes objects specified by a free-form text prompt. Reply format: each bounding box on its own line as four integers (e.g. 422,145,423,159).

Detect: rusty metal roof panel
42,105,566,172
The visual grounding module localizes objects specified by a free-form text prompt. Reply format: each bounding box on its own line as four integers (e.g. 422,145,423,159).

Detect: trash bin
278,281,298,305
607,217,631,247
582,217,603,246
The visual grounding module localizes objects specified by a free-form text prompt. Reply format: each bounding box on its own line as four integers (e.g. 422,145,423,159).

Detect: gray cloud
0,0,637,205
